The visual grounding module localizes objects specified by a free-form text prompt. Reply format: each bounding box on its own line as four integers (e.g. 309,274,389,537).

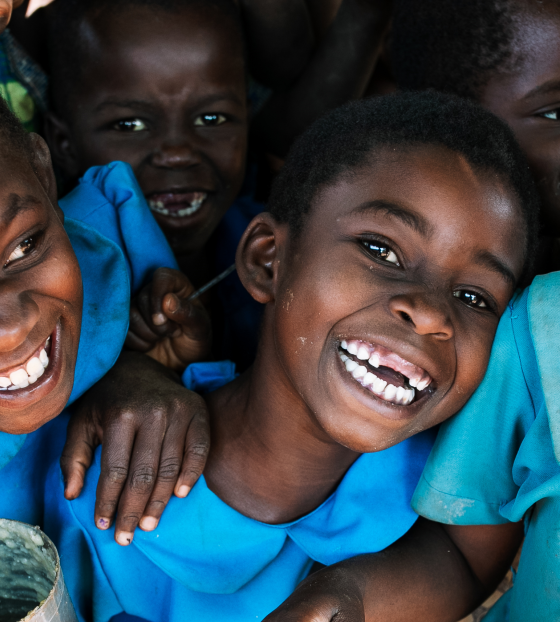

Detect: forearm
253,0,392,158
239,0,314,89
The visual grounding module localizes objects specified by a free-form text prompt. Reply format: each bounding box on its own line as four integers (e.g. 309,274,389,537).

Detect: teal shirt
412,272,560,621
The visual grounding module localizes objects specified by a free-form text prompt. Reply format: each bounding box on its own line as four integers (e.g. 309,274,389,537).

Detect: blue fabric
0,162,177,529
47,361,436,622
411,272,560,621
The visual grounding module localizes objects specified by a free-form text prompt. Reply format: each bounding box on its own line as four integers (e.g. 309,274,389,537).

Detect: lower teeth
148,196,206,218
0,345,50,391
340,353,415,406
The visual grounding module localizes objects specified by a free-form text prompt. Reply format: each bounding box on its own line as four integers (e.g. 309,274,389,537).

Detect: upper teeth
339,338,433,406
148,193,207,218
0,338,50,391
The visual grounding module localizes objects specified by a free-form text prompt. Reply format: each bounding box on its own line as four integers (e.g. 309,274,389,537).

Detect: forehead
75,6,245,100
304,145,525,266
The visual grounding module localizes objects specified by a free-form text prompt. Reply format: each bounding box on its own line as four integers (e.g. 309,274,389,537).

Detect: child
0,96,210,547
45,91,538,622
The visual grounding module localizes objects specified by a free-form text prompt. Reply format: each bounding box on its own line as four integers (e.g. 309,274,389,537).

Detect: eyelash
360,239,493,312
5,233,42,267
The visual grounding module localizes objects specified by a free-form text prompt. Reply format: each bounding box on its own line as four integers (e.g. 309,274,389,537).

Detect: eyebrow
521,79,560,102
0,194,42,227
93,91,245,114
349,200,434,237
473,250,516,287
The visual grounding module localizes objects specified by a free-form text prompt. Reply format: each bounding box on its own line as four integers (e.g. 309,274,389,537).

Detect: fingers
94,415,137,536
174,404,211,497
60,406,101,501
126,304,160,352
0,1,13,31
149,268,195,327
163,293,212,343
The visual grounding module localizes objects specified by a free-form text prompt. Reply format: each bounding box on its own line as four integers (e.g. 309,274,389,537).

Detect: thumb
163,293,212,344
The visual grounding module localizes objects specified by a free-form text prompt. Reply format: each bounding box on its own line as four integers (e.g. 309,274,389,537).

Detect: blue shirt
0,161,176,529
412,272,560,621
46,361,436,622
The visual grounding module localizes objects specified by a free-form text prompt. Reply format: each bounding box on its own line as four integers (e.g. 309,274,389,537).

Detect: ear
27,133,63,220
43,111,81,178
236,212,288,304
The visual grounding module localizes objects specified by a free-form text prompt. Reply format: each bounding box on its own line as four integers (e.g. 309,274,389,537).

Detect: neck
204,324,359,524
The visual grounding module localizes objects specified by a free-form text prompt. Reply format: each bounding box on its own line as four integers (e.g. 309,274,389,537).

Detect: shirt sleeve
412,294,536,525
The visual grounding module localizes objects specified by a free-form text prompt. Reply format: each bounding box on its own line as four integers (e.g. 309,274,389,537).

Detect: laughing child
44,91,539,622
0,96,210,548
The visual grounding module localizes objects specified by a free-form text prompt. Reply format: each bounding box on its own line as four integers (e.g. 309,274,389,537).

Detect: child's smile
46,4,248,262
267,144,526,451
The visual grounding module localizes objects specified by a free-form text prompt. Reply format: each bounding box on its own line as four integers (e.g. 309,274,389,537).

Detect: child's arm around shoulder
264,518,523,621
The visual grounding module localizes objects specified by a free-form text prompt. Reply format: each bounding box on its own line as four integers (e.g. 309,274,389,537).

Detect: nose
150,140,203,170
389,292,454,340
0,289,40,353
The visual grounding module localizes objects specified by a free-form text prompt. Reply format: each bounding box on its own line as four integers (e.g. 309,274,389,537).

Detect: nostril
400,311,413,323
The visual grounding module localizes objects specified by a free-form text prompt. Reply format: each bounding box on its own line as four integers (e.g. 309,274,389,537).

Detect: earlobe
43,111,80,178
236,213,287,304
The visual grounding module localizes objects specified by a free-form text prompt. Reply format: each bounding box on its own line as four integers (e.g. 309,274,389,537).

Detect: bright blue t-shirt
46,361,436,622
0,161,176,529
412,272,560,621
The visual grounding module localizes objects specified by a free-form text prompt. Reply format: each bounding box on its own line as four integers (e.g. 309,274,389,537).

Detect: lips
339,339,433,406
147,191,208,218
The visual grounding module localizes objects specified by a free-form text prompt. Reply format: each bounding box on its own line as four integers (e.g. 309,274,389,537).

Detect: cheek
206,132,247,188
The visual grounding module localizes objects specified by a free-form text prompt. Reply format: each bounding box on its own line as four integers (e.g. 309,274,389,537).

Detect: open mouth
339,339,433,407
0,336,51,391
147,191,208,218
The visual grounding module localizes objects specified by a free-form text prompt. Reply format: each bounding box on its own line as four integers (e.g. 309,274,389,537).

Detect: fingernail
139,517,158,531
176,485,191,498
168,294,179,313
97,518,110,529
152,312,167,326
116,532,133,546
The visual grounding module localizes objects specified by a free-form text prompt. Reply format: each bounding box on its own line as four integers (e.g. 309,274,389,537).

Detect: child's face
49,6,248,258
0,138,82,434
480,3,560,234
270,146,525,452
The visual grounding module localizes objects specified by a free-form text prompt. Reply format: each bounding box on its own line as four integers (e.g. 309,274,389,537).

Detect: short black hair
391,0,518,100
0,96,32,161
268,91,540,283
47,0,244,117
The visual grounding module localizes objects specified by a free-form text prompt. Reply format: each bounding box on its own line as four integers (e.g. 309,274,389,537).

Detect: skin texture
480,1,560,236
0,134,82,434
0,0,24,31
263,519,524,621
45,4,248,281
202,145,525,525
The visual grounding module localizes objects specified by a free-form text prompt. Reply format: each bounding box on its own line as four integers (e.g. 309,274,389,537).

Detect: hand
0,0,24,31
125,267,212,372
264,566,365,622
60,351,210,546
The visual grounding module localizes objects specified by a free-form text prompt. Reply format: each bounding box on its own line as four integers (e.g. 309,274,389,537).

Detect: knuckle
186,440,210,461
107,466,129,485
157,459,181,482
129,467,157,493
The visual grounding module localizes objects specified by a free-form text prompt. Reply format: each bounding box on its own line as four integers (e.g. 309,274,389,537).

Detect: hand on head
125,267,212,372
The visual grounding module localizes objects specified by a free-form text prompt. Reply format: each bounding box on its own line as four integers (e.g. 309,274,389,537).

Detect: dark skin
479,2,560,242
44,4,248,283
202,145,525,530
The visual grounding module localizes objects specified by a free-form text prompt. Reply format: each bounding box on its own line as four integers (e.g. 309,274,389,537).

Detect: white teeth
373,377,387,393
39,349,48,367
352,365,367,379
0,377,10,388
408,378,418,388
347,342,358,355
340,354,349,362
368,353,380,368
10,369,28,386
363,372,376,386
383,384,397,401
417,379,430,391
396,386,405,403
341,340,348,350
357,346,370,360
148,194,206,218
28,375,37,384
345,359,358,373
26,357,43,376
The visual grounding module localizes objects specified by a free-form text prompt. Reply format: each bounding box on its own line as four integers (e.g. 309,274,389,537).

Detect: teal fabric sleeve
412,290,534,525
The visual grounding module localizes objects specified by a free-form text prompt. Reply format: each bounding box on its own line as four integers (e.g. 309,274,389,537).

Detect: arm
239,0,315,90
265,517,523,621
252,0,392,159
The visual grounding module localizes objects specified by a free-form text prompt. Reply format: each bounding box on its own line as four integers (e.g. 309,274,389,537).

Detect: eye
453,290,488,309
362,240,400,266
194,113,227,127
5,235,39,266
112,118,147,132
539,109,560,121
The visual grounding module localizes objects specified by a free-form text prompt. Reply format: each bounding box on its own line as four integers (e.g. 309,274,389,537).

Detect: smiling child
44,91,538,622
